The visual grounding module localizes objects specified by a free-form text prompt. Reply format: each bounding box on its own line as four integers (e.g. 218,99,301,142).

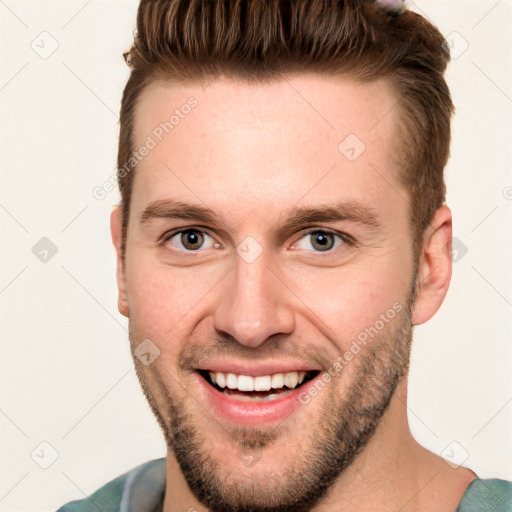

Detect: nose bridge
213,250,294,348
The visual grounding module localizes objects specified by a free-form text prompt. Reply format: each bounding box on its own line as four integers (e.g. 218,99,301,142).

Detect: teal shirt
57,458,512,512
456,478,512,512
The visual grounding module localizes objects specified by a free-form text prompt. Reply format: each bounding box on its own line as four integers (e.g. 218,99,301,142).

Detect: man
58,0,512,511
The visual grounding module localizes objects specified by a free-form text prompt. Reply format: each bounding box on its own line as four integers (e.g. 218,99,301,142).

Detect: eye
291,230,346,252
163,229,219,252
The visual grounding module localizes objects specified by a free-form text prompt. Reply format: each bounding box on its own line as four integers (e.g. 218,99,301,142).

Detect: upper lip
196,360,322,377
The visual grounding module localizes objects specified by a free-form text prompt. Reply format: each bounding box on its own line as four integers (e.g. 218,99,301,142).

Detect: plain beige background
1,1,511,511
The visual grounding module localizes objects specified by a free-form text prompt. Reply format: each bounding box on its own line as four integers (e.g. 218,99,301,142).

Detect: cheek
125,259,223,340
285,260,409,347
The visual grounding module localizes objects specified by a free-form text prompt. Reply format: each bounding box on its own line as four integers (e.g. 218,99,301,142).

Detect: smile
195,369,322,425
200,370,318,400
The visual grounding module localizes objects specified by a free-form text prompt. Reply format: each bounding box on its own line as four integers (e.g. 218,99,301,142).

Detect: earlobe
411,205,453,326
110,206,129,318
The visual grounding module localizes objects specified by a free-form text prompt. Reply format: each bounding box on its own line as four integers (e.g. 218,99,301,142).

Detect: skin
110,75,476,511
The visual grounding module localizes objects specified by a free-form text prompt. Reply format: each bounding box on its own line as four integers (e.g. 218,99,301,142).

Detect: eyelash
159,227,354,256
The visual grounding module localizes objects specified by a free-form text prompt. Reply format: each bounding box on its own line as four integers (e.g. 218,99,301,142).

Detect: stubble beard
131,292,415,512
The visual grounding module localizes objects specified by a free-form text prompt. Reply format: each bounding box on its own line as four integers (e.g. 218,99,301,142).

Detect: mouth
194,368,323,425
197,369,320,401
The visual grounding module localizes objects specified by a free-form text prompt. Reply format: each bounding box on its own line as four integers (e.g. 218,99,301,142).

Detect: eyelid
292,227,354,246
159,227,220,255
159,226,216,243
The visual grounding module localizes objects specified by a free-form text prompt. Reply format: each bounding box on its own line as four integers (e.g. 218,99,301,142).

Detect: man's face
115,75,417,511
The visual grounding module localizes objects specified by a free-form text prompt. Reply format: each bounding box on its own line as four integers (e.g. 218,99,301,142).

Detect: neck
307,380,476,511
163,379,476,512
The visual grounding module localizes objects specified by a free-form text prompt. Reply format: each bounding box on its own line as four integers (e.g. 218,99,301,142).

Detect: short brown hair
118,0,454,257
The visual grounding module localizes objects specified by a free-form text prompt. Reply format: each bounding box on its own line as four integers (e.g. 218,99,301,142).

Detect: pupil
182,230,203,249
312,232,333,251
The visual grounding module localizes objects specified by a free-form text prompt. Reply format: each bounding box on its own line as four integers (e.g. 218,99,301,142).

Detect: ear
411,205,452,326
110,206,129,318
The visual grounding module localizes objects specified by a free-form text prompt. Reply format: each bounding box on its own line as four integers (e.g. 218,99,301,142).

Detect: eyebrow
139,199,382,237
140,199,218,225
275,202,382,240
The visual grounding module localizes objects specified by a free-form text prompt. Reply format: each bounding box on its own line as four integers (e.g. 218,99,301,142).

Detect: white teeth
207,370,309,392
254,375,272,391
237,375,254,392
271,373,284,389
215,372,226,388
284,372,299,389
226,373,238,389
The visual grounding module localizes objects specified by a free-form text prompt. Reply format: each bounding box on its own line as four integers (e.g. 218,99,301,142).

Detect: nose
213,251,295,348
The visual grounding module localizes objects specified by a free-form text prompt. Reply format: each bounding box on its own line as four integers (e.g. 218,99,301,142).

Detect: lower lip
194,371,322,426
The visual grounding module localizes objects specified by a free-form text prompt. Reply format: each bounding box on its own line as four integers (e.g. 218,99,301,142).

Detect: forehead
130,75,406,226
